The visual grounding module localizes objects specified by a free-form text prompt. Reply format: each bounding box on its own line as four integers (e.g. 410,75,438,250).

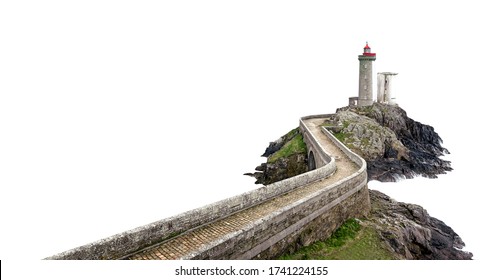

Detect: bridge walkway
126,118,358,260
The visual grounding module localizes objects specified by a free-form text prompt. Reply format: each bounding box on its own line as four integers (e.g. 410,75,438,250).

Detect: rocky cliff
246,104,471,259
325,103,452,182
245,128,308,185
367,190,472,260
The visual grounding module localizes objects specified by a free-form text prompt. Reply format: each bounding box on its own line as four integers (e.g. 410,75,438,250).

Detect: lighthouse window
364,64,367,69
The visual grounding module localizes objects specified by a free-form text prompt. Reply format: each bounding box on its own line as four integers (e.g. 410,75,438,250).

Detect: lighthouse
357,42,376,106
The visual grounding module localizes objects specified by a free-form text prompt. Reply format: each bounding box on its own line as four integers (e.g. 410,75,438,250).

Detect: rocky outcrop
250,104,453,184
366,190,472,260
261,127,301,157
245,128,308,185
245,105,471,259
245,153,308,185
326,103,452,182
327,110,409,161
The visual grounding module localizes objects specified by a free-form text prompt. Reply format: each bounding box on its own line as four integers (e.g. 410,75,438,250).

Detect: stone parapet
45,115,369,260
45,115,338,260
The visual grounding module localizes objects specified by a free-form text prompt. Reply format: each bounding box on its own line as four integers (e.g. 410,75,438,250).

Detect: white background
1,1,499,279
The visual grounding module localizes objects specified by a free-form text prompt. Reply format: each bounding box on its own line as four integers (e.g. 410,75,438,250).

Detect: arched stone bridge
45,114,371,260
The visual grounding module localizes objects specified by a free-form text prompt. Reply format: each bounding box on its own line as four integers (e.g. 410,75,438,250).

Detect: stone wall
299,114,332,168
193,170,369,259
45,115,337,260
188,122,370,259
45,114,369,260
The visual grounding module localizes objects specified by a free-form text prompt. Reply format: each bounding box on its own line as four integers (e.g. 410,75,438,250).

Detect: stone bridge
45,114,371,260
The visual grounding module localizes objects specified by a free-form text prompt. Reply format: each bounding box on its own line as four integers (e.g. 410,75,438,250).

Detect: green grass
268,133,307,163
333,131,353,144
334,132,347,142
278,219,396,260
361,137,370,147
285,128,300,139
321,120,349,128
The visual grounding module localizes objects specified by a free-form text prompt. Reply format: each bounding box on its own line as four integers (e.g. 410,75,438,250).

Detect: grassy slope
268,130,396,260
268,132,307,163
278,219,396,260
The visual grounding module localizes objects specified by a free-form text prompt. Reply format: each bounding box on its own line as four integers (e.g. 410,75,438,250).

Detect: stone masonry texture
46,115,370,260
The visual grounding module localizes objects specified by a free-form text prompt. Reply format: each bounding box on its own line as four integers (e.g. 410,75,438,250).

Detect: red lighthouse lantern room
363,42,376,56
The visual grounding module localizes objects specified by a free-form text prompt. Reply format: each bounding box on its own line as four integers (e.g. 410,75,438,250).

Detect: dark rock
262,141,284,158
261,128,300,157
245,104,471,259
366,190,472,260
251,153,308,185
246,128,307,185
329,103,452,182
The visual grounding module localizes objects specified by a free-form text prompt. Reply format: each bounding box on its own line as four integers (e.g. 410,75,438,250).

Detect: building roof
362,42,375,56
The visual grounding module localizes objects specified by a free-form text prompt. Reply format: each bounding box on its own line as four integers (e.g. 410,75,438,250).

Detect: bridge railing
299,115,332,167
45,115,338,260
194,117,369,259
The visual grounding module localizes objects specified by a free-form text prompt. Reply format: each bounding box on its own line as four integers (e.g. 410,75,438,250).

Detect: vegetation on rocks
246,103,471,260
279,218,396,260
276,190,472,260
326,103,452,182
327,110,408,162
268,133,307,163
245,128,308,185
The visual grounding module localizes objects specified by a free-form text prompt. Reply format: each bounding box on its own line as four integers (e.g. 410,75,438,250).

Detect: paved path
126,118,359,260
